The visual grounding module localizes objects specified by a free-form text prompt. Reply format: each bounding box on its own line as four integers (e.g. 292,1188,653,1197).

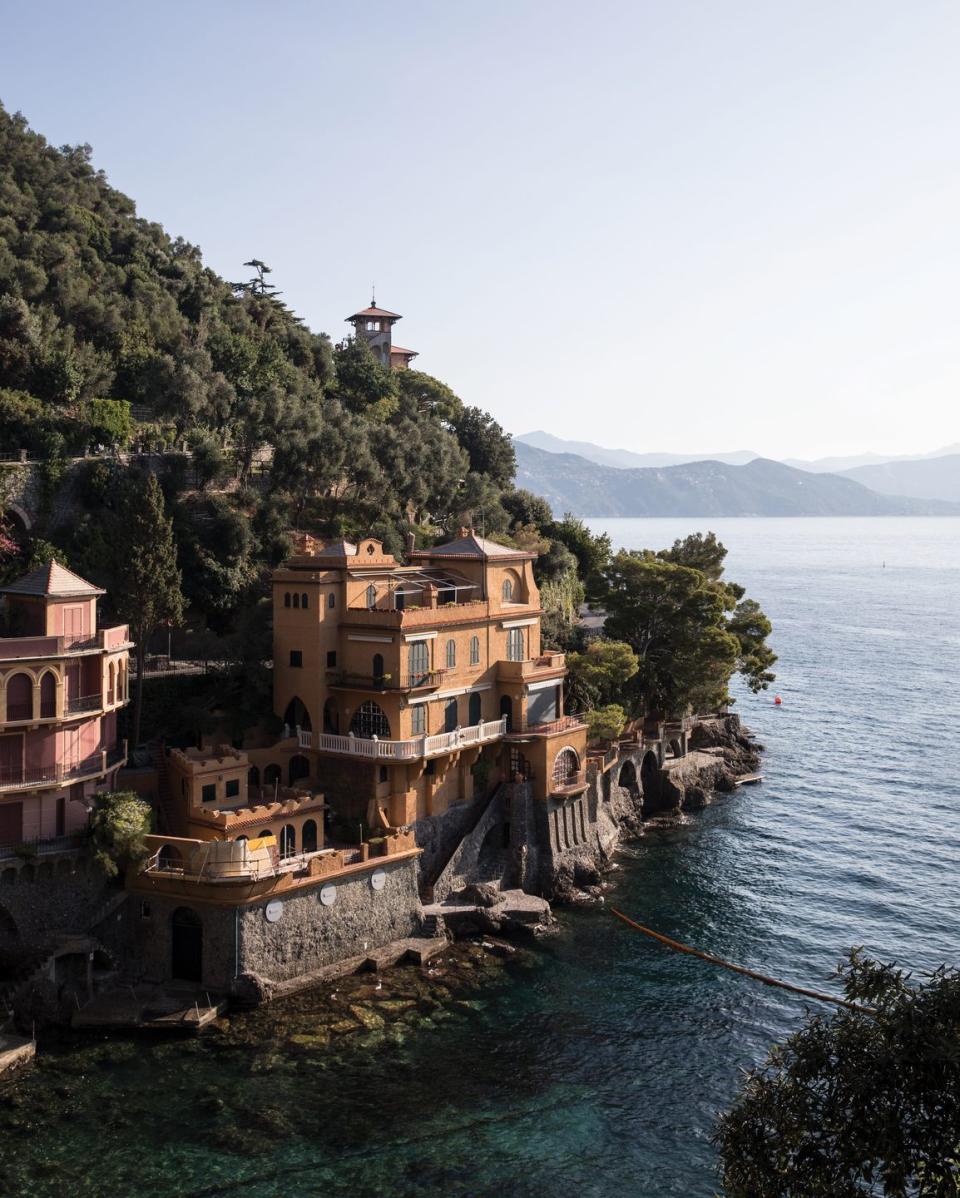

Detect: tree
111,473,185,744
449,405,516,487
729,596,777,692
565,639,640,713
602,553,740,716
88,790,152,877
656,531,728,581
716,950,960,1197
547,515,611,604
503,488,553,532
585,703,627,742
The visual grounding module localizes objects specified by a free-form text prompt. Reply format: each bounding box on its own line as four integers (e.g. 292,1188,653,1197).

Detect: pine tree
112,473,185,744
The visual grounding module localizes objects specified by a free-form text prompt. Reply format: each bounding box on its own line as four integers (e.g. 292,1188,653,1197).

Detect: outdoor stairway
420,782,510,901
420,912,446,939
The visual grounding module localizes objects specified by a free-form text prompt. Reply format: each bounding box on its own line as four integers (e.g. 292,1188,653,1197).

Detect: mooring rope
609,907,876,1014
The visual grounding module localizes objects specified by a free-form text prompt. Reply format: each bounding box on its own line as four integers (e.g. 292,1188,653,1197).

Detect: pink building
0,562,131,848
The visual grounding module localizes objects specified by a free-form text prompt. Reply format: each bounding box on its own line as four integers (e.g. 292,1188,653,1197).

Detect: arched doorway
302,819,318,853
279,825,296,857
350,701,390,739
248,765,260,791
372,653,385,686
618,759,639,802
283,697,312,732
468,692,482,726
551,747,580,790
444,698,458,733
264,764,282,788
39,672,56,719
499,695,513,731
6,673,32,722
288,755,310,786
171,908,203,982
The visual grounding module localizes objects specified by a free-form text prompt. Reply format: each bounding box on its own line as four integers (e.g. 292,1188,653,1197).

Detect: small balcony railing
550,770,588,796
327,669,447,692
65,692,103,714
505,715,587,738
0,743,127,792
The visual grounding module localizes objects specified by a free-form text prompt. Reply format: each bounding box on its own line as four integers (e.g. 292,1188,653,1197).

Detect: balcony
505,714,587,739
303,717,508,762
550,770,588,797
327,669,447,693
342,599,499,630
0,625,131,664
0,743,128,793
64,692,104,715
497,653,566,684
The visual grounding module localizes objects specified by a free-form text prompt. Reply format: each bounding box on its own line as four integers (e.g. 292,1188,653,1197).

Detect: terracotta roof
314,539,358,558
417,533,532,560
346,306,402,321
0,561,105,598
390,345,419,358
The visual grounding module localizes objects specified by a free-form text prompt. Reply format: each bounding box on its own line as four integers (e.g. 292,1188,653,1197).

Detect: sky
2,0,959,460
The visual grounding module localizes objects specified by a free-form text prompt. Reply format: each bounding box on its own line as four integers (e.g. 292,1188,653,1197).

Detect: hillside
515,442,959,517
516,430,760,469
837,454,960,503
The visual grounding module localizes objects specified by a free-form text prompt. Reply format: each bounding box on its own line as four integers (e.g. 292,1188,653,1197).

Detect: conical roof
0,561,105,598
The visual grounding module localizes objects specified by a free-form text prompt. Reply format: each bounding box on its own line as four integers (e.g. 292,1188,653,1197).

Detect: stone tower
345,298,418,369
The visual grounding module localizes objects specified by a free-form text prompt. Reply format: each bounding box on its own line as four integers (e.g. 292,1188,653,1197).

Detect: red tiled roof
346,306,402,321
389,345,418,357
0,561,105,598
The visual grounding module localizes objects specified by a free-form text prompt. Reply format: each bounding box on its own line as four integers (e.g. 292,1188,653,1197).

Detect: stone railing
307,717,507,761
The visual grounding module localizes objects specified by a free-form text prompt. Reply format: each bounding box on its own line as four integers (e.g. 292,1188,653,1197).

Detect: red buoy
774,695,783,706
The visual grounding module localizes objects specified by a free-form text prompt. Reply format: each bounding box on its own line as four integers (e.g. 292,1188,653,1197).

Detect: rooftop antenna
371,283,376,307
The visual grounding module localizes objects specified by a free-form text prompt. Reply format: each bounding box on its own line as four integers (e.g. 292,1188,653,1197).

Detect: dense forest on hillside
0,103,775,737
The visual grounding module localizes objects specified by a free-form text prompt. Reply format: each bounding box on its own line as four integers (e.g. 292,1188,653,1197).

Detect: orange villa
0,562,130,848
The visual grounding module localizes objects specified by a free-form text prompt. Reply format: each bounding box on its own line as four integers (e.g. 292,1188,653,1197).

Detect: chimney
459,526,469,538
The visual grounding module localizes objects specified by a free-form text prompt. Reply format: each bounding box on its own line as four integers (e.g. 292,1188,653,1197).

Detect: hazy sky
2,1,958,459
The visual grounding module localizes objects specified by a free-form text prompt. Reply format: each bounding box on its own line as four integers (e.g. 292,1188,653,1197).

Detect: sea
2,516,959,1198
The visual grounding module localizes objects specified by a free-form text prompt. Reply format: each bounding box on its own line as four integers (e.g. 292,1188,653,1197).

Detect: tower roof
389,344,418,359
412,532,534,561
346,305,402,322
0,561,105,598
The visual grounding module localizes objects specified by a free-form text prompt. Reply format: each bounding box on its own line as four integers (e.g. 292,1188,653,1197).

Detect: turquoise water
3,517,960,1197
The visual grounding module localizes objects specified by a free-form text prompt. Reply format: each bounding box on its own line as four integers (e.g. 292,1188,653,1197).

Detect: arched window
350,701,391,739
301,593,308,609
302,819,318,853
445,639,456,669
468,691,482,725
293,593,300,609
507,627,524,662
502,578,513,603
323,698,339,733
284,592,291,608
408,641,429,685
366,584,377,610
328,593,336,609
552,748,580,788
469,635,480,665
283,697,312,732
372,653,384,685
6,673,32,722
107,663,115,706
39,672,57,719
280,825,297,857
257,829,273,841
118,663,125,701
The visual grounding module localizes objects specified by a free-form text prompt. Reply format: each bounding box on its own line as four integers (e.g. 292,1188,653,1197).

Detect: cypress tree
112,473,185,745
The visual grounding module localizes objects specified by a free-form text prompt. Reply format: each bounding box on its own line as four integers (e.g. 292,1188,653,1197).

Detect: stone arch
288,754,310,786
39,669,57,718
667,737,683,759
283,696,312,732
618,759,639,801
263,763,282,787
350,700,390,739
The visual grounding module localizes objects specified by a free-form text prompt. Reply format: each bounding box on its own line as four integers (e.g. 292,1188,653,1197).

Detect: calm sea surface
4,517,960,1197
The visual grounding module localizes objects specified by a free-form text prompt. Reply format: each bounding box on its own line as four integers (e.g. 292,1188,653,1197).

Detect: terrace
302,716,508,761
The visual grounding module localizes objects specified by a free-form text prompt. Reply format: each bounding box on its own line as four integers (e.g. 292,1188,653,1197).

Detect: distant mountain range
517,430,760,469
514,442,960,518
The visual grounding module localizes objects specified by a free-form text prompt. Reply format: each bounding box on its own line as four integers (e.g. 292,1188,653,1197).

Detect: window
290,650,303,668
507,627,525,662
445,639,456,669
350,700,391,739
502,578,513,602
301,593,308,609
284,592,291,608
326,651,337,668
225,779,240,798
293,593,300,609
410,704,425,735
470,635,480,665
408,641,429,685
328,593,336,609
201,783,217,803
366,584,377,609
140,901,152,920
552,748,580,788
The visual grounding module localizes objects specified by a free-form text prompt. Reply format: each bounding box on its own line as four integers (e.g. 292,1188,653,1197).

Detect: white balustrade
314,717,506,761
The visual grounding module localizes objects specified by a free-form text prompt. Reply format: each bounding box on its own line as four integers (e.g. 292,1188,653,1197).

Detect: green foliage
585,703,627,742
566,639,639,712
83,398,132,448
547,515,611,604
110,473,185,743
715,949,960,1197
603,553,740,716
88,790,152,877
448,405,516,487
503,488,553,531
